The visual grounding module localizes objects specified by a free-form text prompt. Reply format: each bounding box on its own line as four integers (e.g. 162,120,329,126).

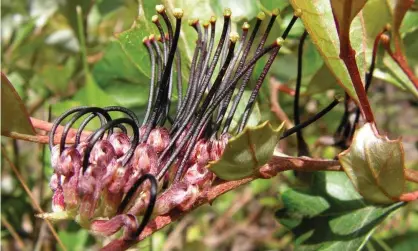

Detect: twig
1,216,26,250
2,131,79,145
269,77,293,129
1,147,67,251
2,117,91,144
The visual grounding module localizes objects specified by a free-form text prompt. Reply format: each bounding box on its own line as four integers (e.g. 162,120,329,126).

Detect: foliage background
1,0,418,250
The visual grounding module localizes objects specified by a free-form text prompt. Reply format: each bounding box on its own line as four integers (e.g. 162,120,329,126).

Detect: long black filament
140,10,183,143
293,30,310,156
280,98,341,140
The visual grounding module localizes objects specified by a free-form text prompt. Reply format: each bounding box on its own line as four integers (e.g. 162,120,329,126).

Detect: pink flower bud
77,170,96,196
89,140,116,169
147,127,170,153
189,139,210,165
49,173,60,191
130,144,158,174
52,186,65,212
108,163,128,194
177,184,199,211
126,190,150,215
50,145,60,170
63,174,81,209
90,214,138,239
154,182,199,215
184,163,213,188
109,133,131,158
57,147,81,177
209,133,230,161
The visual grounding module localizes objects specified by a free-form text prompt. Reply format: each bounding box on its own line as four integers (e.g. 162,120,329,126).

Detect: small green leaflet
208,121,284,180
339,123,406,204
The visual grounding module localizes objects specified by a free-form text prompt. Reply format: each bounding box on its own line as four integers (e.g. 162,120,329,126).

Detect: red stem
340,46,375,123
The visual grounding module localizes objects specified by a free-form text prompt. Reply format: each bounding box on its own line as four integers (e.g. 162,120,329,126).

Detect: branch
101,156,341,251
269,77,294,130
1,117,91,144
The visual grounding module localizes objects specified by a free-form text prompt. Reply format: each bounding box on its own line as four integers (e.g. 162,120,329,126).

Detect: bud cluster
45,5,297,244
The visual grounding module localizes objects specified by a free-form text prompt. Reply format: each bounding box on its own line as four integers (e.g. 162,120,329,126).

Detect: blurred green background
1,0,418,250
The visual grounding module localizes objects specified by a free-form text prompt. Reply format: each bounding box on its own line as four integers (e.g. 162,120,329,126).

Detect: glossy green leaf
339,123,406,204
116,0,192,81
381,54,418,99
276,172,405,251
330,0,367,45
362,0,391,63
93,41,150,109
53,73,119,121
1,73,35,135
208,121,284,180
289,0,368,104
306,64,341,94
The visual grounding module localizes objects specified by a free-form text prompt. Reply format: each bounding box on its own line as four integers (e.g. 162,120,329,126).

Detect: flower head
44,5,297,245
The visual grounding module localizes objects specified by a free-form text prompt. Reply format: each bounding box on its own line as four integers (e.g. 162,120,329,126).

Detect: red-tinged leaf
1,73,35,135
338,123,406,204
289,0,368,105
330,0,368,52
208,121,284,180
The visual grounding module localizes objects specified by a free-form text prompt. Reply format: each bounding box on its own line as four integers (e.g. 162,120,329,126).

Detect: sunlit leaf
289,0,368,104
208,121,284,180
330,0,367,45
1,73,35,135
339,123,406,204
276,172,405,251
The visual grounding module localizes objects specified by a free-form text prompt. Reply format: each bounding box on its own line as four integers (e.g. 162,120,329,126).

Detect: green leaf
289,0,368,104
1,73,35,135
362,0,392,63
381,54,418,99
58,225,90,251
339,123,406,204
208,121,284,180
92,41,150,109
276,172,405,251
54,73,118,116
306,64,341,94
330,0,367,44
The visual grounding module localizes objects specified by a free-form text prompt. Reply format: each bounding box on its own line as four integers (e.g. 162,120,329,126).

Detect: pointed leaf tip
1,73,35,135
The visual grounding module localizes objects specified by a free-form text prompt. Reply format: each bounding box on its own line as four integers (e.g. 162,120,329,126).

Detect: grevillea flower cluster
44,5,299,246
